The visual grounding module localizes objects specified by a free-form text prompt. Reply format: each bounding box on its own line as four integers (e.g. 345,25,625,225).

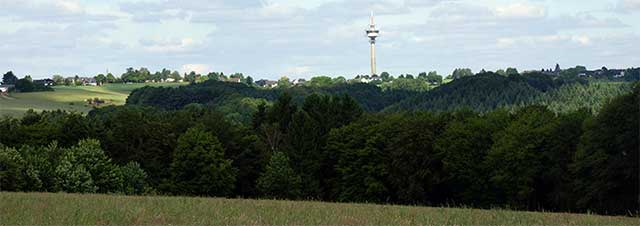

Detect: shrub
54,159,97,193
54,139,123,193
0,146,26,191
120,162,148,195
257,151,302,199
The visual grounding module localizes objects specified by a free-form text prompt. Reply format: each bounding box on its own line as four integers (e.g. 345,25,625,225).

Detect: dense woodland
388,72,635,113
1,70,638,215
126,80,415,112
128,71,635,116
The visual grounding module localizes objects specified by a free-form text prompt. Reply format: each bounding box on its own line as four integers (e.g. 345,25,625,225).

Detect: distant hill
0,83,185,117
126,74,635,114
385,73,542,112
126,81,416,112
386,73,633,113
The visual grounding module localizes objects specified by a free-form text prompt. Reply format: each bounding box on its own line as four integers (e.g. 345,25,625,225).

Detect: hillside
0,83,184,117
386,73,543,112
126,74,635,115
1,192,637,225
3,75,631,120
126,80,415,112
2,86,637,216
385,74,634,113
527,82,633,113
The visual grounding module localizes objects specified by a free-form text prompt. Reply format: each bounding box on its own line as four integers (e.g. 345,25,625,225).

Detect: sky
1,0,639,79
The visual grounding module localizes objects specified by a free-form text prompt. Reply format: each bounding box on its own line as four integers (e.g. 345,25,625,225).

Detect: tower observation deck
366,12,380,76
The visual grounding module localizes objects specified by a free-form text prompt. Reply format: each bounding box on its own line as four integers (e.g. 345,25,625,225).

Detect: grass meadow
0,83,184,117
0,192,637,225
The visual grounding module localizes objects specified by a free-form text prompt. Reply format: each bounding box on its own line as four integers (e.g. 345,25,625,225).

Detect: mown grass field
0,192,637,225
0,83,184,117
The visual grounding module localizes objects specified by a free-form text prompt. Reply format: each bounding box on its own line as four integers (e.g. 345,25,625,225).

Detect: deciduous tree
170,127,237,196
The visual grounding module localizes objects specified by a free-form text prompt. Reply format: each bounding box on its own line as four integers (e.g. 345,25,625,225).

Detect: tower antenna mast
366,11,380,76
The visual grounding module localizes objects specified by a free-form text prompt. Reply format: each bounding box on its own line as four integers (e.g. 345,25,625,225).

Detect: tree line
128,72,634,115
126,80,416,112
1,71,53,93
1,84,638,215
386,71,637,113
4,65,637,93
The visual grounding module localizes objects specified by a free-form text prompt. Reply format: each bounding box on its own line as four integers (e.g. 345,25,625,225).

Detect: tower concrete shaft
370,41,376,76
366,12,379,76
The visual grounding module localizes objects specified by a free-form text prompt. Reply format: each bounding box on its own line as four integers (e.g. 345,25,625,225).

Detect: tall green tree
55,139,123,193
120,161,148,195
2,71,18,85
160,68,171,81
267,92,297,131
308,76,334,87
435,110,511,206
257,151,302,199
89,106,174,186
450,68,474,80
0,146,26,191
16,142,65,192
95,74,107,85
277,76,292,88
170,127,237,196
384,112,448,204
106,73,116,83
333,76,347,84
184,71,199,83
486,106,556,209
573,84,639,214
380,72,391,81
15,77,35,92
52,75,64,85
426,71,443,85
538,109,590,210
329,116,390,202
170,71,181,82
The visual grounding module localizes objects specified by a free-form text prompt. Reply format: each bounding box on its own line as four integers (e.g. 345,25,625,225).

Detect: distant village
540,64,627,78
0,64,636,94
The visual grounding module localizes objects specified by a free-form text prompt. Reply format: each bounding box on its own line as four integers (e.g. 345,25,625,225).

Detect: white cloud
540,35,563,42
571,35,591,45
618,0,640,12
497,38,516,47
493,3,546,19
260,2,302,17
404,0,448,8
182,64,211,74
571,13,627,28
286,66,311,74
0,0,638,79
141,38,200,53
0,0,116,23
54,0,83,13
494,34,594,48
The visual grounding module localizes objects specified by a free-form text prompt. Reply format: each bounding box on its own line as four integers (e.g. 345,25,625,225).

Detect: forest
127,71,635,115
1,75,638,216
125,78,416,112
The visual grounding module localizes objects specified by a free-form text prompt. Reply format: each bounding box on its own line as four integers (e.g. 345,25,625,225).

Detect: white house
0,85,14,93
292,78,307,86
614,71,626,78
228,77,242,83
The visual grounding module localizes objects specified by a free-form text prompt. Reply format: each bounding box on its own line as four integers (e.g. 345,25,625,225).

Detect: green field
0,83,184,117
0,192,636,225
